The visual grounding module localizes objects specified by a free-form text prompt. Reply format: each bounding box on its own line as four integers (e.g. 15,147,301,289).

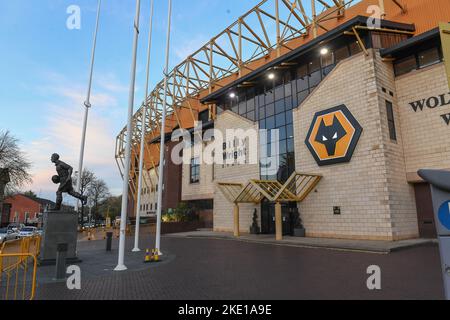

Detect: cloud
173,34,209,61
22,71,126,203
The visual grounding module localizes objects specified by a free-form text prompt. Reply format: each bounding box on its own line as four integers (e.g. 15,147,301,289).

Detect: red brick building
2,195,55,225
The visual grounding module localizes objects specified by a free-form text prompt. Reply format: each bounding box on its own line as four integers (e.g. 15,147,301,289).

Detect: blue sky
0,0,259,202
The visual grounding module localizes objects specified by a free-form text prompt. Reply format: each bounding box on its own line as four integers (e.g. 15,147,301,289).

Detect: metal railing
0,236,41,300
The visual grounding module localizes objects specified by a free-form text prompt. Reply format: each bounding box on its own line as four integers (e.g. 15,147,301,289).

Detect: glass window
321,51,334,67
266,116,275,129
265,90,274,104
309,70,321,87
297,90,309,105
386,100,397,141
275,113,285,127
246,110,255,121
296,76,309,92
296,64,308,78
418,47,441,68
247,98,255,111
284,83,292,97
349,41,362,55
308,58,321,73
335,46,350,63
190,158,200,184
258,94,265,106
275,85,284,101
259,119,266,129
259,107,266,120
322,64,334,77
275,99,285,114
394,55,417,76
286,124,294,139
285,97,293,111
266,103,275,117
238,101,246,115
286,111,293,124
287,138,294,153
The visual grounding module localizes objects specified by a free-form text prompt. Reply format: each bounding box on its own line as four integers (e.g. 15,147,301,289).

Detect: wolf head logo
314,116,347,156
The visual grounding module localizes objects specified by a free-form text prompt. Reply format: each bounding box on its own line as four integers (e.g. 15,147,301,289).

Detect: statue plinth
39,210,81,266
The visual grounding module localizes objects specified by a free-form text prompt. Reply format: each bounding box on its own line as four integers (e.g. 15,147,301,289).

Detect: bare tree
88,178,110,220
72,168,95,223
0,130,32,192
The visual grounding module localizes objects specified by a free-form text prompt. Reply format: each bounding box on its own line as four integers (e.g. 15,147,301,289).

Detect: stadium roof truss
115,0,409,196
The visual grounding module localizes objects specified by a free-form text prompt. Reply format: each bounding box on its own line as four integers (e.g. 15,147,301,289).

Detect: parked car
18,227,37,238
0,228,20,243
7,223,25,233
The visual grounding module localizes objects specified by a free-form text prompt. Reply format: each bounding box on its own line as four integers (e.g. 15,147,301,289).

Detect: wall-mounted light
320,47,329,55
268,73,275,80
229,92,236,99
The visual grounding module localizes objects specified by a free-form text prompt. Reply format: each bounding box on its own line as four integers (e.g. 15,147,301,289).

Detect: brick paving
35,235,445,300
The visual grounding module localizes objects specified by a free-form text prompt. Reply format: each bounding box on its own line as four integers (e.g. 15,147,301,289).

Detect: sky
0,0,260,203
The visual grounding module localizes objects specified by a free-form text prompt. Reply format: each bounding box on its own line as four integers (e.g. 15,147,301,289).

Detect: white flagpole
155,0,173,256
133,0,154,253
115,0,141,272
76,0,101,207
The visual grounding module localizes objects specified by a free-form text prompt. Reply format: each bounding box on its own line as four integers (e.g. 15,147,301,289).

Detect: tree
23,190,37,199
0,130,32,192
87,178,110,220
72,169,95,223
99,196,121,219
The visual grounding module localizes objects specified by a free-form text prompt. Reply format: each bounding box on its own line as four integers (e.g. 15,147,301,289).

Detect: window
190,158,200,183
386,100,397,141
335,46,350,63
418,47,441,68
394,55,417,76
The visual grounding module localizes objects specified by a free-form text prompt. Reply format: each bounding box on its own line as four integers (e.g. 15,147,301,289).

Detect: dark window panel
297,90,309,105
286,124,294,139
418,47,441,68
266,103,275,117
309,70,321,87
275,113,286,127
335,45,350,63
266,116,275,129
275,99,285,114
286,111,293,124
259,119,266,129
308,58,321,73
265,90,274,104
349,41,362,55
275,85,284,101
238,101,246,115
386,100,397,141
246,110,255,121
284,82,292,97
247,97,255,111
321,51,334,67
287,138,294,153
259,107,266,120
394,55,417,76
285,97,293,111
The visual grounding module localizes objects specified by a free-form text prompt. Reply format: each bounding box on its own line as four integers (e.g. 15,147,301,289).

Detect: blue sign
438,201,450,231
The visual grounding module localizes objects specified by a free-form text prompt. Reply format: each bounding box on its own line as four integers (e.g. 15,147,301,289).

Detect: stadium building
116,0,450,241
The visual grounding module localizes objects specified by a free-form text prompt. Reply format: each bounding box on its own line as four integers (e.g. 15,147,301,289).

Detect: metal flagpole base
132,248,141,252
114,264,128,272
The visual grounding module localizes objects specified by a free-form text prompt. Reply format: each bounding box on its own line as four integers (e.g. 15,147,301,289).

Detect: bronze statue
51,153,87,211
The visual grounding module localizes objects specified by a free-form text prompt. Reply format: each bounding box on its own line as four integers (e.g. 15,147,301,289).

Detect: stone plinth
40,210,80,265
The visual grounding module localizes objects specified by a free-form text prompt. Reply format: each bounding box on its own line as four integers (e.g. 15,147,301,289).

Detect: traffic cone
153,249,160,262
144,249,152,263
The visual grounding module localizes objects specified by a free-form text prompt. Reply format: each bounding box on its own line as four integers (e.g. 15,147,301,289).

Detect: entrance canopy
218,172,322,204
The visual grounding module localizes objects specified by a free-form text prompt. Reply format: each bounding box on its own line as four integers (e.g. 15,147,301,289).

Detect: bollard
55,243,68,280
106,232,113,252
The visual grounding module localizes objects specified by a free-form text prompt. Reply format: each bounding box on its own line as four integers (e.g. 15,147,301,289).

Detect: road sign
439,201,450,231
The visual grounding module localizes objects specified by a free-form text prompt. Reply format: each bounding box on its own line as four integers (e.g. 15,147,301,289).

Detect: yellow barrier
0,236,41,300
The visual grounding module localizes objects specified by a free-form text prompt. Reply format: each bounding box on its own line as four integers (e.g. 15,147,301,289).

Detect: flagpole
115,0,141,272
155,0,172,256
76,0,101,212
133,0,154,253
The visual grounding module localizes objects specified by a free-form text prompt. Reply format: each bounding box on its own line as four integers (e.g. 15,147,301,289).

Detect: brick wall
4,195,41,224
293,50,419,241
395,63,450,178
213,111,260,233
